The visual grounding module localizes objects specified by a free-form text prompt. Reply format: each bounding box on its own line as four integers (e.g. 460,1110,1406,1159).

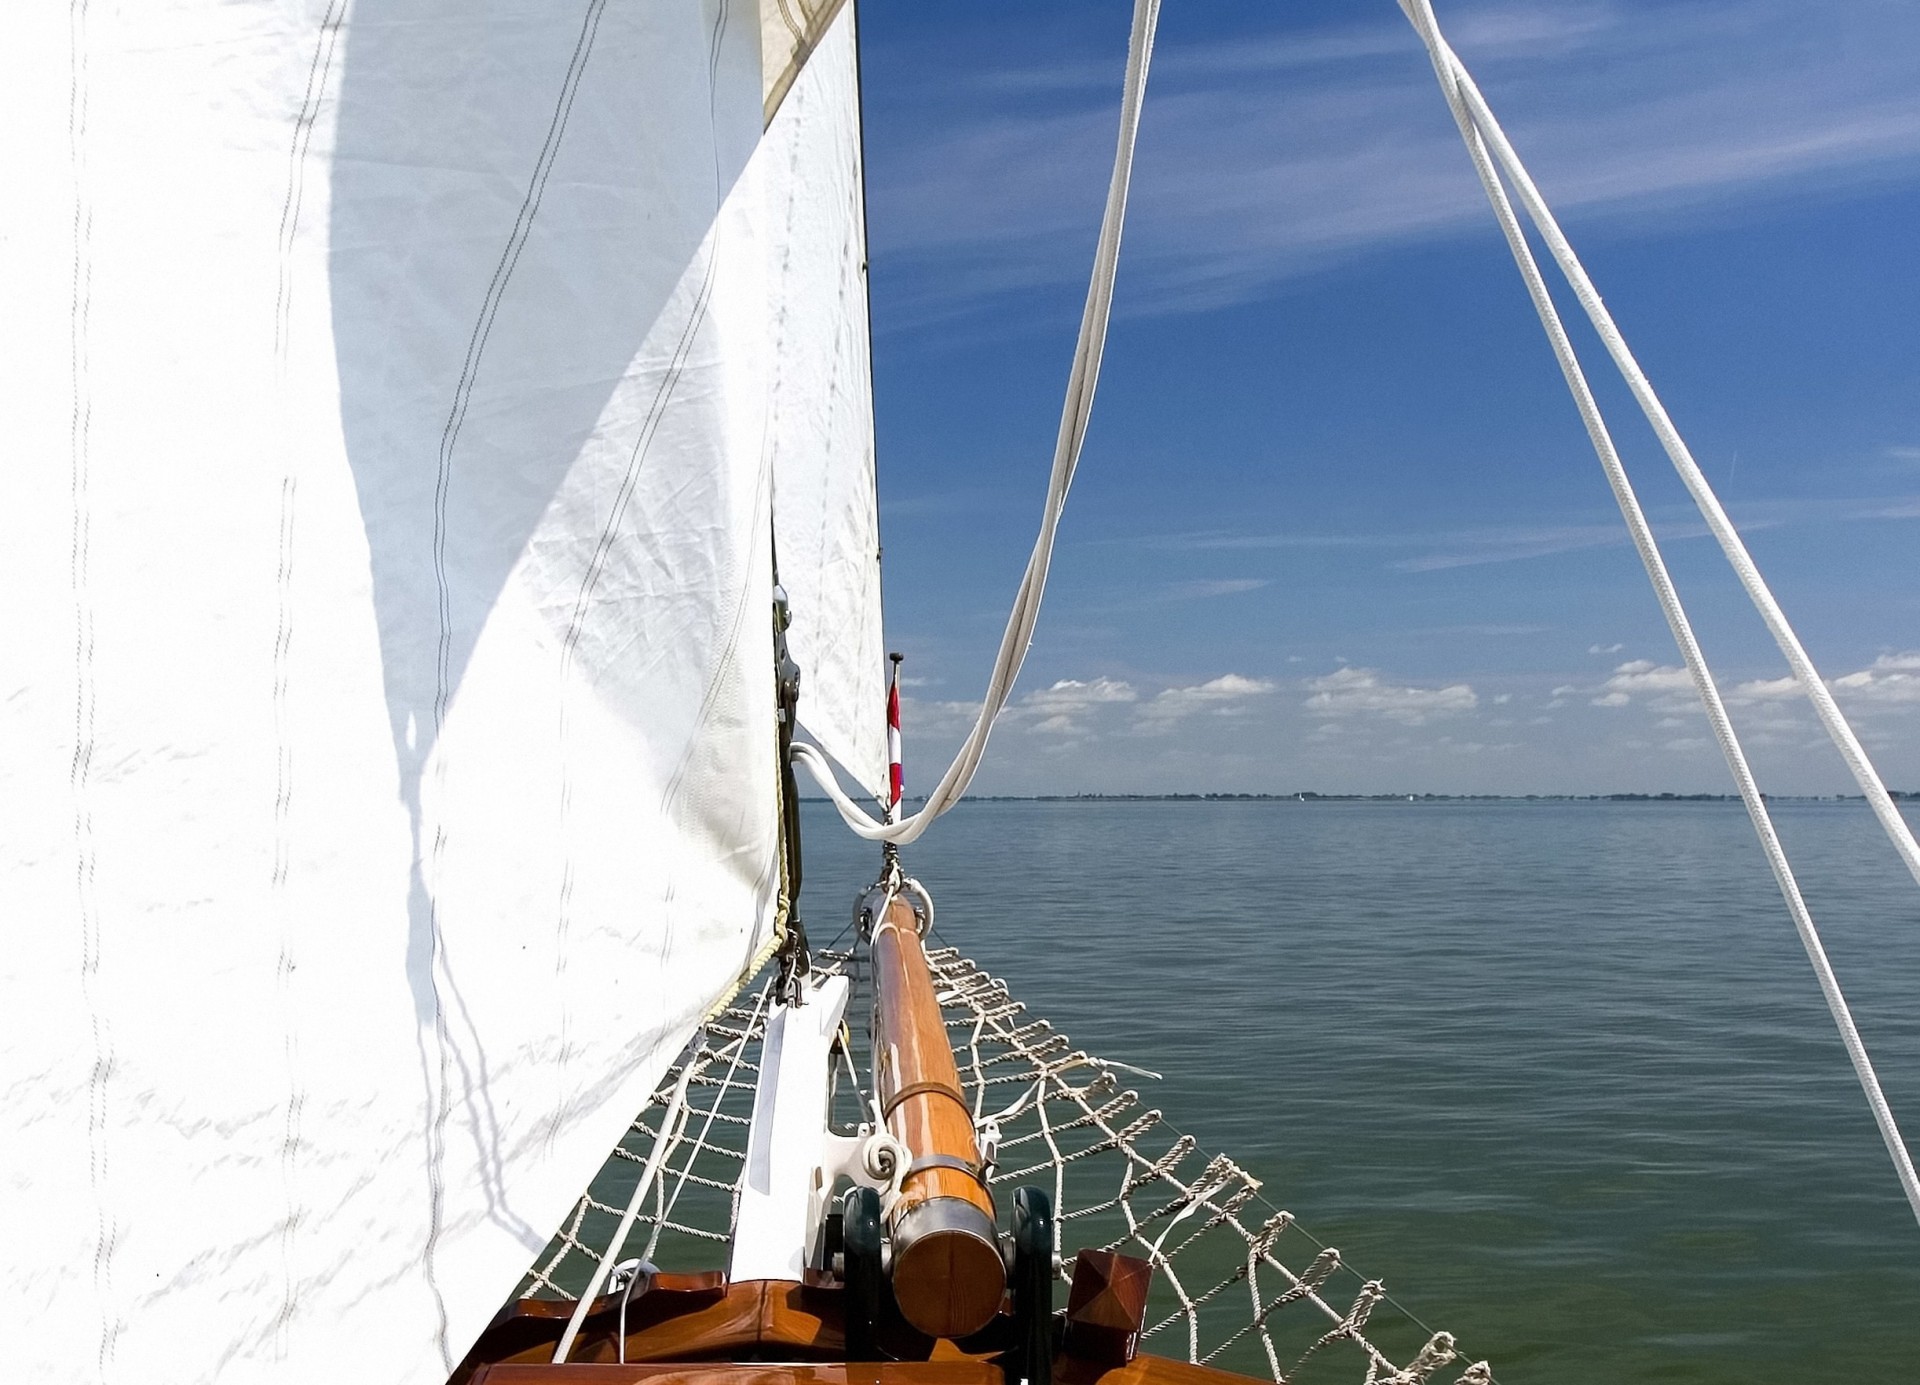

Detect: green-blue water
800,798,1920,1383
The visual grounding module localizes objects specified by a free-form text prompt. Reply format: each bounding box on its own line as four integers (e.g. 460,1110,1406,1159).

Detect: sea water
800,798,1920,1384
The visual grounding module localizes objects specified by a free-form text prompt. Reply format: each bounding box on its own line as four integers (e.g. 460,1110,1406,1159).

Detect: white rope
647,982,773,1262
1409,8,1920,896
552,1030,703,1363
1400,0,1920,1227
801,0,1162,844
925,948,1484,1381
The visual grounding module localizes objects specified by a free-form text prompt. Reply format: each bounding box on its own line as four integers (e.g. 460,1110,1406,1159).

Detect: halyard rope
1399,0,1920,1226
794,0,1161,844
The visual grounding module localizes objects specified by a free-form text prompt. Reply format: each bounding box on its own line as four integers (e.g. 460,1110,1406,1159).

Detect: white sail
761,0,852,124
0,1,866,1379
765,5,890,799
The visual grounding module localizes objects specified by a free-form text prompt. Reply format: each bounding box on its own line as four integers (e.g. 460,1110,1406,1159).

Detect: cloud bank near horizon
887,650,1920,797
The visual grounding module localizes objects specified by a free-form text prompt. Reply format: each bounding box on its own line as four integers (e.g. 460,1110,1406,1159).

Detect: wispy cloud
1394,518,1758,571
900,696,987,737
1165,578,1271,600
1851,500,1920,520
1119,491,1918,575
881,488,1009,520
1427,623,1551,638
1135,530,1392,553
1125,514,1709,572
868,1,1920,325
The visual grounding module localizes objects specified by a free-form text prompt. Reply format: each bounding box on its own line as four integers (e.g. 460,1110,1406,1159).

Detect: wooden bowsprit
865,888,1005,1341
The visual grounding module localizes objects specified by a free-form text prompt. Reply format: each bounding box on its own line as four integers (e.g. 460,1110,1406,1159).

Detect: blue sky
854,0,1920,796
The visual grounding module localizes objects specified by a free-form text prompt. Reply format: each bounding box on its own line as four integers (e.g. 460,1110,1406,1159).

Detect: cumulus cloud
1024,677,1138,711
1591,660,1695,710
1583,652,1920,750
1832,652,1920,705
1725,654,1920,711
1589,642,1624,654
1728,675,1800,703
1136,673,1276,729
1014,677,1138,736
1303,667,1477,724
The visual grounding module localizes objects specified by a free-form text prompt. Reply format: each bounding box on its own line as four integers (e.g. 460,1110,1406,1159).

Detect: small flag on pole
887,653,904,823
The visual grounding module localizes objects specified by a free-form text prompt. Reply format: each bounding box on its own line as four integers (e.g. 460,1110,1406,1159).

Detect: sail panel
766,4,891,800
761,0,852,125
0,1,799,1378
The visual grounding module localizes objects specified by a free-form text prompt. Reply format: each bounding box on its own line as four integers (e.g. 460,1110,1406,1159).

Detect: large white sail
764,6,890,799
0,1,872,1379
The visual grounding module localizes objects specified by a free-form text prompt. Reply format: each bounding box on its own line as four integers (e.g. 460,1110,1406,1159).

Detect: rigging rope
1413,12,1920,899
797,0,1162,844
1399,0,1920,1226
551,1025,708,1363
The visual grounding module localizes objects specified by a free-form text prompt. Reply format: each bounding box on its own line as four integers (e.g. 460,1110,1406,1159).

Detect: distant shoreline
802,791,1917,804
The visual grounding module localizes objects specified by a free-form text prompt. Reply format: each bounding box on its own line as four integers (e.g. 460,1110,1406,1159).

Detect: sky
852,0,1920,797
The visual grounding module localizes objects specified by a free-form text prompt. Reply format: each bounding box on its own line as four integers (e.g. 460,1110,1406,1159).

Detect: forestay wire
1398,0,1920,1224
793,0,1162,845
519,944,1496,1384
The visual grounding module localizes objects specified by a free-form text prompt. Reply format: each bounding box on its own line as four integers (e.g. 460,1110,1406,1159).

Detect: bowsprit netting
517,946,1494,1385
927,948,1492,1385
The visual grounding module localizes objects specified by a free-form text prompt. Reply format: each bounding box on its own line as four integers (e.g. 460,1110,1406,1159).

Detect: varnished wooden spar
868,892,1006,1340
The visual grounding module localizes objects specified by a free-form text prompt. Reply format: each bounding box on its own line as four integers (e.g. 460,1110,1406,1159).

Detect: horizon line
800,790,1917,804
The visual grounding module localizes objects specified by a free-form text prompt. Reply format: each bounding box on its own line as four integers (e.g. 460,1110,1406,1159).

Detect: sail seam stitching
67,2,117,1378
267,0,349,1356
546,0,735,1165
421,0,611,1365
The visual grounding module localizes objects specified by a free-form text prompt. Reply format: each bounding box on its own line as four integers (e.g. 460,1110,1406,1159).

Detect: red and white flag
886,662,903,821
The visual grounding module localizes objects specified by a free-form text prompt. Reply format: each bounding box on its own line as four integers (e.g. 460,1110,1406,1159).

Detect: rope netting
517,944,1492,1385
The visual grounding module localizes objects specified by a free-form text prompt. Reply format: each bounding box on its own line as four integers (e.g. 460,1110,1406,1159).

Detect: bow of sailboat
12,0,1919,1381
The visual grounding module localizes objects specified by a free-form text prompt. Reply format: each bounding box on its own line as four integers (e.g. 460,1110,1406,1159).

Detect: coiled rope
1399,0,1920,1225
794,0,1162,844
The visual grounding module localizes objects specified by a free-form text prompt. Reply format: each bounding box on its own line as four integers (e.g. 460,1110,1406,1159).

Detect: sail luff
766,2,890,800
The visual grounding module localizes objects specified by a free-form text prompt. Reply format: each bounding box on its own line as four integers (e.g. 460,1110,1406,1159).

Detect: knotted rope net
519,946,1494,1385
